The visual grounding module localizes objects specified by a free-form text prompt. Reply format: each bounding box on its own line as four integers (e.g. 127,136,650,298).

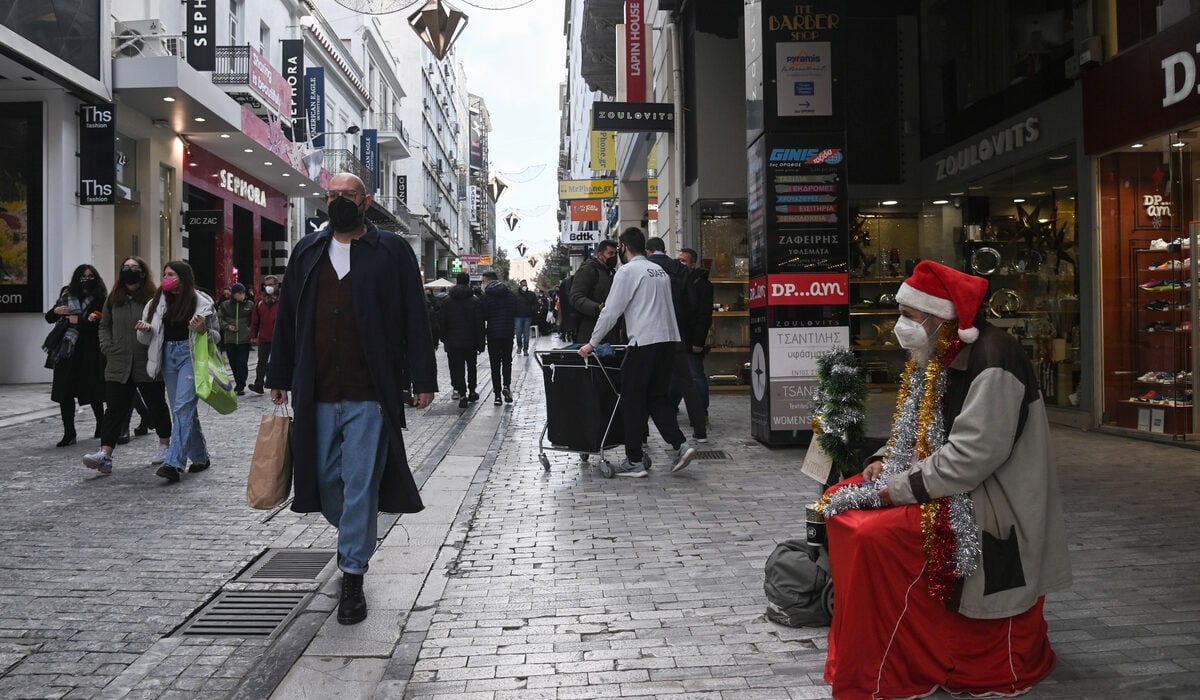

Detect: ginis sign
570,199,603,221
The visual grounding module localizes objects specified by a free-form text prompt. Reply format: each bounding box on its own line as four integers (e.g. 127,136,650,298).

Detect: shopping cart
535,346,651,477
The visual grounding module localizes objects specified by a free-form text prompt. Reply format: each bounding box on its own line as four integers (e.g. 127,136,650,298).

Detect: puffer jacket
218,298,254,345
251,296,279,343
439,283,485,352
481,281,517,340
514,288,538,317
570,256,614,344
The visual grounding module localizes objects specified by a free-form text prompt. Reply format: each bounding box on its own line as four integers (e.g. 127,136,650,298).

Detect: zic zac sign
971,247,1002,275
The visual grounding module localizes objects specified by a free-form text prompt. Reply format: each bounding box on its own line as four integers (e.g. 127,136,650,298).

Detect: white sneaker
1150,238,1169,250
151,446,168,466
672,441,698,473
82,450,113,475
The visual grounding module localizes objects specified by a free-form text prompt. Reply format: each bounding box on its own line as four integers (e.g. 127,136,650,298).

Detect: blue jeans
315,401,389,575
162,340,209,471
514,316,532,353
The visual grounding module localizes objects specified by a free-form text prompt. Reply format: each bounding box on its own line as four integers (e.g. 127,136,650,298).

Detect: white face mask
894,315,934,351
264,285,276,295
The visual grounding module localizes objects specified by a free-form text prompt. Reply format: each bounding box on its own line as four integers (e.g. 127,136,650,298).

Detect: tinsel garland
811,350,868,479
817,325,980,603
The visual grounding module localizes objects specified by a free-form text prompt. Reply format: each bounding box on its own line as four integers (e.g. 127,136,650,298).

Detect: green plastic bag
193,332,238,415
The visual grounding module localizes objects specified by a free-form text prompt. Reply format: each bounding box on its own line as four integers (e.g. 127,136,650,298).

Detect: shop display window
1098,134,1198,438
696,201,750,391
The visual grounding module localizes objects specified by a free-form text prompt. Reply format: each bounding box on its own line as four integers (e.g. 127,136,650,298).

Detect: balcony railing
211,46,252,84
322,149,374,191
372,113,410,144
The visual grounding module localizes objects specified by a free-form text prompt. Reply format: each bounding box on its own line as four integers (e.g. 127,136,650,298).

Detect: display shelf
709,346,750,353
710,384,749,393
713,310,749,317
850,309,900,316
709,277,748,284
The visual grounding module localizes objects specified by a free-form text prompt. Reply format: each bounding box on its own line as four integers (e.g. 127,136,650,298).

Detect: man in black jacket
646,237,707,442
674,248,714,437
439,272,484,408
481,271,517,405
514,280,539,356
570,240,618,345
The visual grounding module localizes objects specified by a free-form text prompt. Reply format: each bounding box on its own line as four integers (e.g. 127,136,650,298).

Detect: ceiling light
1013,198,1026,203
881,200,898,205
220,133,231,139
1038,218,1049,223
721,201,735,205
967,185,983,190
1031,191,1047,195
1047,154,1068,160
162,96,175,102
188,162,197,166
1052,185,1069,190
949,191,965,196
298,183,306,187
282,173,291,177
263,161,273,166
1173,141,1187,147
243,148,253,153
1131,143,1145,148
194,117,206,123
932,199,949,205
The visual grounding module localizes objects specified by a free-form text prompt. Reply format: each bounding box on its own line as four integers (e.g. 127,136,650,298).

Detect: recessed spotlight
1047,154,1068,160
721,201,735,205
243,148,254,153
1013,198,1026,203
263,161,273,166
298,183,306,187
932,199,949,205
1038,218,1049,223
1052,185,1069,190
194,117,206,123
220,133,231,139
188,162,197,166
949,191,965,196
1031,191,1047,195
282,173,291,177
967,185,983,190
1131,143,1145,148
881,200,898,206
162,96,175,102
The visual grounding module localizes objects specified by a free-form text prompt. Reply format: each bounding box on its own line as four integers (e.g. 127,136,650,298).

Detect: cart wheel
579,453,589,463
539,454,551,471
598,460,615,478
821,581,835,618
643,454,653,470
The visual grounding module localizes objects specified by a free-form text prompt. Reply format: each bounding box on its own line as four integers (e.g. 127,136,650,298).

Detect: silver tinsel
822,356,980,579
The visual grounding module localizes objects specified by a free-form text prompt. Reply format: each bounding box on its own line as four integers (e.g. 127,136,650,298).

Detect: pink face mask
161,276,181,293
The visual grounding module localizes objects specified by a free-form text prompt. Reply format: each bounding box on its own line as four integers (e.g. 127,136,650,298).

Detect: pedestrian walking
513,280,538,356
578,227,697,477
82,257,172,475
480,271,517,406
439,272,485,408
218,283,253,395
820,261,1071,699
673,247,714,440
43,264,107,447
645,236,706,442
136,260,221,483
570,240,619,345
248,275,280,394
267,173,437,626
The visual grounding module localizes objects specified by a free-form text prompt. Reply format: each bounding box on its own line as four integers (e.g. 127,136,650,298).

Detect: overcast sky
455,0,566,260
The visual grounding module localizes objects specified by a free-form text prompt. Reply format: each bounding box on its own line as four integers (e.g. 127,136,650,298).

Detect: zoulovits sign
592,102,675,132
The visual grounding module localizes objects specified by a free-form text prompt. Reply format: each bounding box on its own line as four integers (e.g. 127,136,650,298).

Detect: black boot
337,573,367,625
58,404,76,447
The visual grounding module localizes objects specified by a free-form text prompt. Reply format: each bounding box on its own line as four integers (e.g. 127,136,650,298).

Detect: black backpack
763,540,834,627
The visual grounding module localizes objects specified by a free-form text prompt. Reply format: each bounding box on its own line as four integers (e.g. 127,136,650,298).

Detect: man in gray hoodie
579,227,697,477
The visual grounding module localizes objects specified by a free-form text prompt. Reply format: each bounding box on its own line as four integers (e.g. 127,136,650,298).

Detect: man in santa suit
820,260,1071,699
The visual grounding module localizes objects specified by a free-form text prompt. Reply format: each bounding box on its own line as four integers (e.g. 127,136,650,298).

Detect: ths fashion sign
592,103,675,132
78,103,116,205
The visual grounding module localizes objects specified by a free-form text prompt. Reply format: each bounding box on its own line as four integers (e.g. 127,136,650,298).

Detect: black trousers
100,379,171,447
620,342,686,463
669,350,706,436
224,342,251,390
252,341,272,387
446,348,478,394
487,338,513,394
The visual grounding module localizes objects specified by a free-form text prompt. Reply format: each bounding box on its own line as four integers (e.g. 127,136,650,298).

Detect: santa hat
894,261,988,343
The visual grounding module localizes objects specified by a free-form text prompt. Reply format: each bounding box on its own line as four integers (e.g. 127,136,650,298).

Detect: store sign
590,130,616,170
559,179,615,200
749,273,849,306
934,117,1040,181
562,227,602,245
281,40,304,141
397,175,407,204
186,0,215,71
218,169,267,207
78,103,115,205
569,199,603,221
305,67,326,147
625,1,646,102
1144,194,1172,218
361,129,378,193
184,209,223,233
248,46,289,116
592,102,675,132
776,42,832,117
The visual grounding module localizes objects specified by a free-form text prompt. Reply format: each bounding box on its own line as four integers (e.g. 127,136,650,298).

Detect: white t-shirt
329,238,351,279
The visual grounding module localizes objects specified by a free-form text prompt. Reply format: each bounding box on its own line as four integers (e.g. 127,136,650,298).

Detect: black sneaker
468,391,479,403
187,461,210,473
248,384,264,394
503,387,513,403
133,423,151,437
116,432,131,445
235,389,246,396
458,397,469,409
494,396,503,406
155,465,181,482
337,573,368,625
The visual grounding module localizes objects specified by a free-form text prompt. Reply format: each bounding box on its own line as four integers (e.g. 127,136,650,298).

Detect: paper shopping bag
247,411,293,509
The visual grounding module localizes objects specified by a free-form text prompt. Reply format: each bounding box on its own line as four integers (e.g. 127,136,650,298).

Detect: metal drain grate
178,591,308,638
693,450,731,460
239,548,335,582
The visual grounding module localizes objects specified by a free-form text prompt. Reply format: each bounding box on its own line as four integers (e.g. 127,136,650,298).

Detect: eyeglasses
326,189,365,201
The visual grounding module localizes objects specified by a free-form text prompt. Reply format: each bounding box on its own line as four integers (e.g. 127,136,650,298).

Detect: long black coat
439,283,484,352
267,223,439,515
45,286,106,406
481,282,517,341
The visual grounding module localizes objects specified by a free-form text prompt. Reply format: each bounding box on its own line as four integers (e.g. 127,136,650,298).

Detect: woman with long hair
136,261,220,483
44,264,108,447
82,257,173,475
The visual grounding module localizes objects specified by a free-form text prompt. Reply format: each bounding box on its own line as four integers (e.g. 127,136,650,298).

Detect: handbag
247,406,293,509
193,332,238,415
42,319,69,367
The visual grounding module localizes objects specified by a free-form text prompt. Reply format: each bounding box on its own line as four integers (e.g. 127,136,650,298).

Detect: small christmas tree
811,349,869,481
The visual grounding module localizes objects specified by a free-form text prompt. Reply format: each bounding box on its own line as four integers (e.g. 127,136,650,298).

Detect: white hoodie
137,290,220,379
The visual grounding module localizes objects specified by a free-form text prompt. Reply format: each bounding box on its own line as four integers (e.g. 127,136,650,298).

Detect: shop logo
1162,49,1200,107
219,169,267,207
785,51,822,64
769,148,844,164
935,117,1039,181
1144,194,1172,218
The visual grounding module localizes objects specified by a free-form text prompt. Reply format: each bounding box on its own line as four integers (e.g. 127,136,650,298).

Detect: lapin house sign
186,0,215,72
625,0,646,102
78,103,116,205
592,102,675,132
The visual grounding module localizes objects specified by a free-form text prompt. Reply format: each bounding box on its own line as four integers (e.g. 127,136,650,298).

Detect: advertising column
745,0,847,446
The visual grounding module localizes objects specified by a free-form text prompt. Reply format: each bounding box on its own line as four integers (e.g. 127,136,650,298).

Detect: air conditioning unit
114,19,172,58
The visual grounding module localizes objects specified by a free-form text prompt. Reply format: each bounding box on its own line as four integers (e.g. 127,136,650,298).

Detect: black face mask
120,268,144,286
328,196,364,233
605,255,617,270
80,278,97,293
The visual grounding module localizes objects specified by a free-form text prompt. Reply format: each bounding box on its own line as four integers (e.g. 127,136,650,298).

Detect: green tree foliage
534,242,573,292
492,246,511,282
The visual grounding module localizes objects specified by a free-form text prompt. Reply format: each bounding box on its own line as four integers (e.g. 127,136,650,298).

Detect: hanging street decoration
487,177,508,202
516,242,528,257
505,212,520,231
407,0,469,60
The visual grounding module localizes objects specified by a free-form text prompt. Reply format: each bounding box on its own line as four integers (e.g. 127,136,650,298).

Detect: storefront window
697,200,750,391
1098,132,1198,437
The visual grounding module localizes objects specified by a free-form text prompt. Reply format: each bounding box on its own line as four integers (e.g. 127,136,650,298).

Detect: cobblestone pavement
3,336,1200,699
